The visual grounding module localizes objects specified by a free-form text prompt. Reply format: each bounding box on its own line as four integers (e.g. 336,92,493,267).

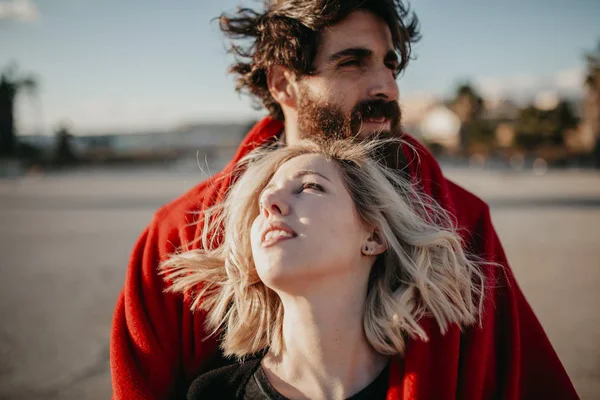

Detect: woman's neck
261,286,389,400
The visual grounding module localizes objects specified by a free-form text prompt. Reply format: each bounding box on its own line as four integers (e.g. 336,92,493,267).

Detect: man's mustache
352,100,400,122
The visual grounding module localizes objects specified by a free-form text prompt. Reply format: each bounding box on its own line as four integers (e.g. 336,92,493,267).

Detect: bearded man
110,1,577,399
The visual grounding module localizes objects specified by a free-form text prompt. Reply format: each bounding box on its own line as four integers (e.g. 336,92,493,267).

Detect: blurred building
17,122,251,166
418,104,461,150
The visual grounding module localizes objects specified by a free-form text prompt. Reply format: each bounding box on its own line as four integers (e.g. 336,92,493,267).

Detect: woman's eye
300,182,323,192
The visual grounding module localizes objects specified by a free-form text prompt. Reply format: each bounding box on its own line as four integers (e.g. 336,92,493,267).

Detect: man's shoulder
400,133,489,218
150,171,229,232
187,358,261,400
445,178,489,213
132,118,282,252
149,119,282,234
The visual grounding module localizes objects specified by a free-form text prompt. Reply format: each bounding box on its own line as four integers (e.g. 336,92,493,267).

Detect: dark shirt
187,357,390,400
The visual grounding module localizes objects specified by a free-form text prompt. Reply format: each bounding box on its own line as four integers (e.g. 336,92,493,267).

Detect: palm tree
451,83,484,124
0,63,37,157
583,41,600,166
450,83,490,150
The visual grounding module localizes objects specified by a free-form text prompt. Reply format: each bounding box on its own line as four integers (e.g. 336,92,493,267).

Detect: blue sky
1,0,599,134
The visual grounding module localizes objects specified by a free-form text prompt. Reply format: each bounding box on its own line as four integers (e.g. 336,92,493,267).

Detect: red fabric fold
110,117,578,399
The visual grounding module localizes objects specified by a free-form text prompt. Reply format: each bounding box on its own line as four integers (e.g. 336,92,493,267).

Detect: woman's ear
267,65,298,109
361,228,387,256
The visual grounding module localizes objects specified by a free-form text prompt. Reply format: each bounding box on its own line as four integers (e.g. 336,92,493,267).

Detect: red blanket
110,117,578,399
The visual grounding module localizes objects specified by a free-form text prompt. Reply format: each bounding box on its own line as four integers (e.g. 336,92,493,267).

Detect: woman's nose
260,191,290,217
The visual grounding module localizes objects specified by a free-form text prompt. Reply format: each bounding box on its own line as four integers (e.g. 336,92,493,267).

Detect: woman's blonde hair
161,138,485,358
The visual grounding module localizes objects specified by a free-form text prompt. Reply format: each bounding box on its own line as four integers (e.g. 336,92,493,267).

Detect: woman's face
250,153,371,291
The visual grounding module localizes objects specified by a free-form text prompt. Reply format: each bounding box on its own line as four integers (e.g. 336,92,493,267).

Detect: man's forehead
318,10,394,57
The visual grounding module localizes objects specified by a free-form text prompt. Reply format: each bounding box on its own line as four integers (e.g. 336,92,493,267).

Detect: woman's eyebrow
291,169,331,182
259,170,331,199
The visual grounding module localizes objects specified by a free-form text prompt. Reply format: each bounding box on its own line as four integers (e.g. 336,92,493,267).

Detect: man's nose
260,190,290,217
367,66,399,102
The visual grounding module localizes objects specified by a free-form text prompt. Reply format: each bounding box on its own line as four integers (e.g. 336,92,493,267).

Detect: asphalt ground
0,167,598,399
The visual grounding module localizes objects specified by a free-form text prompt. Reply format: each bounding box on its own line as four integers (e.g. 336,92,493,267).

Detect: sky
1,0,599,135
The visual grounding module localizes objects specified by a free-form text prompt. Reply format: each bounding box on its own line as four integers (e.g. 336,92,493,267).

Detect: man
110,1,578,398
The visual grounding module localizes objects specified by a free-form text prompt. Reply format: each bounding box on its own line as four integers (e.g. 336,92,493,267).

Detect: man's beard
296,85,403,141
295,85,408,172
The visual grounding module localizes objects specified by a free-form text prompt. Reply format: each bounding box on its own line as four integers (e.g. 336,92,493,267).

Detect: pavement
0,165,599,399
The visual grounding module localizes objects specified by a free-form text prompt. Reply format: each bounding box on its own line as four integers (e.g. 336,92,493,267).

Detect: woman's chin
255,260,310,291
256,270,295,292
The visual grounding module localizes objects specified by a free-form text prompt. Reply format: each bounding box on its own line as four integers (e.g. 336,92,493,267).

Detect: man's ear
267,65,298,109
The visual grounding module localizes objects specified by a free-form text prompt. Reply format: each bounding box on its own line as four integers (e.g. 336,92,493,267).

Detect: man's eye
339,59,361,67
386,63,400,78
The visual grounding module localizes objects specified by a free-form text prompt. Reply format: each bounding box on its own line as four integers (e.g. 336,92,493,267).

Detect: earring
363,245,369,255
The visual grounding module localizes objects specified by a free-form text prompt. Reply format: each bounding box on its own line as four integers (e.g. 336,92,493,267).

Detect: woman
161,138,485,400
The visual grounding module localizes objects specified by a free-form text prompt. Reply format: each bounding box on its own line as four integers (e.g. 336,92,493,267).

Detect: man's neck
278,130,287,146
282,115,303,145
261,281,389,400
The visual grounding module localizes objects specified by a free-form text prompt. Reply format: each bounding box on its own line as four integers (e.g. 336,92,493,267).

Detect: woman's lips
261,231,296,248
261,221,297,248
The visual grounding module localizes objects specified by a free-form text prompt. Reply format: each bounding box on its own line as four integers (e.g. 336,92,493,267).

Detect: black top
187,357,390,400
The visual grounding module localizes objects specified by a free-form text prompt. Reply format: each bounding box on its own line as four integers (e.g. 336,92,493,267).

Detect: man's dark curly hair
219,0,421,120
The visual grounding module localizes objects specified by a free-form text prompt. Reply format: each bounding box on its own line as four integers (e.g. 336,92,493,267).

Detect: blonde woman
161,138,487,400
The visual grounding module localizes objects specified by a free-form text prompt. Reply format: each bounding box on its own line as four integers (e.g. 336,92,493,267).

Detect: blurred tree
583,40,600,167
0,63,37,157
452,84,483,123
450,83,494,150
53,124,78,167
514,100,578,151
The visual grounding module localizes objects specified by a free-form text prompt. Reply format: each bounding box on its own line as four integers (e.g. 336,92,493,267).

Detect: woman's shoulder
187,357,262,400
